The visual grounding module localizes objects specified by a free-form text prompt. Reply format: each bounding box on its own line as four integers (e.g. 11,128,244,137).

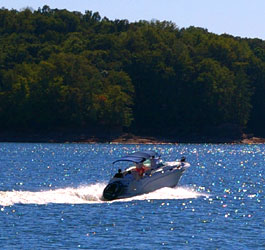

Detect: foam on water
0,183,207,206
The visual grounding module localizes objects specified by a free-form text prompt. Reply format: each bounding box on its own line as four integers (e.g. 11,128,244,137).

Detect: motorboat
102,151,190,200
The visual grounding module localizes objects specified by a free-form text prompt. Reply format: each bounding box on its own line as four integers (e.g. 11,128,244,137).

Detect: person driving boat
136,162,145,177
114,169,123,178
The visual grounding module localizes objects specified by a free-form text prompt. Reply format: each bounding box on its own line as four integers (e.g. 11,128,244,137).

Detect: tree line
0,6,265,137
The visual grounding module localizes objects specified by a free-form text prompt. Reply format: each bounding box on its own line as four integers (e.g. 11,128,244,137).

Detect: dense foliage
0,6,265,137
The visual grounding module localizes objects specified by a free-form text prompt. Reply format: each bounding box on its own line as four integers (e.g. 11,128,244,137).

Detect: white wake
0,183,207,206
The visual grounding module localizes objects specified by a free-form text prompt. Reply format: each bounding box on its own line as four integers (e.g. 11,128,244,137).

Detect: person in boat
180,156,186,167
136,160,151,177
150,156,157,169
114,169,123,178
181,156,186,162
136,161,145,177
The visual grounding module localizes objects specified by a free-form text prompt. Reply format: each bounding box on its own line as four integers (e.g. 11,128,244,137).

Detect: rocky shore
0,131,264,144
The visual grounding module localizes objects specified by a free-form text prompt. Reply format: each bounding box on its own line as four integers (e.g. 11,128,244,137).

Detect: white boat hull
103,162,190,200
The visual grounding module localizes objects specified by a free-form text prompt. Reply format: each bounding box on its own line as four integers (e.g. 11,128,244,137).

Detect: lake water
0,143,264,249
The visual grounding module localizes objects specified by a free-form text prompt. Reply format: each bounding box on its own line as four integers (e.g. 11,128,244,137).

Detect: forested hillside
0,6,265,138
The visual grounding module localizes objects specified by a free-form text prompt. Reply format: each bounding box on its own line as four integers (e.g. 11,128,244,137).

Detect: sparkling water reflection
0,143,264,249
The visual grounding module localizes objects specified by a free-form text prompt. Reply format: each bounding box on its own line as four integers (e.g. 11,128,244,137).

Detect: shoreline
0,131,264,144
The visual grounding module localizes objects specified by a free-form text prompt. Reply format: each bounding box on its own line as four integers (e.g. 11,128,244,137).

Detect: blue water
0,143,264,249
